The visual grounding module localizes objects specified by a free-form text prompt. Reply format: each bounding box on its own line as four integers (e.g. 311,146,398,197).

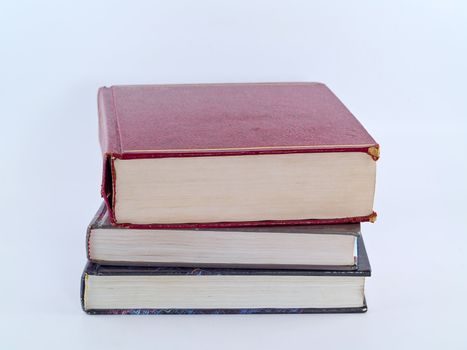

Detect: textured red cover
98,83,378,227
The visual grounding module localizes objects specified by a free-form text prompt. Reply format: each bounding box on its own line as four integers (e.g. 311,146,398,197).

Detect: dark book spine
80,268,86,313
85,203,107,261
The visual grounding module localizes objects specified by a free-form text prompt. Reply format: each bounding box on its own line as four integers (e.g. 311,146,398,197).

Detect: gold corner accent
369,212,378,223
367,146,380,161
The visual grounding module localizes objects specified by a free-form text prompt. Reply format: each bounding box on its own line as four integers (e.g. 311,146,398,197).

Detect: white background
1,1,466,349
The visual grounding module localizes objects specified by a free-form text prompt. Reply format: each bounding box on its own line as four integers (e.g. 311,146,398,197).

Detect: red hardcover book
98,83,379,228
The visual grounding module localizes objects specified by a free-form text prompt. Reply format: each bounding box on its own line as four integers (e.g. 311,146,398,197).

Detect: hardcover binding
82,304,368,315
98,83,379,228
85,203,107,261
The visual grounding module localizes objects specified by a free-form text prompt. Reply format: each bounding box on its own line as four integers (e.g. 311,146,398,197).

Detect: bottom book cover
81,236,371,315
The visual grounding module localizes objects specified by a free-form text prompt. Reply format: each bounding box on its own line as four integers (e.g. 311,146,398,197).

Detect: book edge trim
106,212,377,229
82,303,368,315
107,145,380,160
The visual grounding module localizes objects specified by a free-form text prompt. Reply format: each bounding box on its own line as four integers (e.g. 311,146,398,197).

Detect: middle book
87,204,360,270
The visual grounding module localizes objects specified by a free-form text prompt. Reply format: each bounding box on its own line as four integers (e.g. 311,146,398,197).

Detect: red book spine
98,87,120,222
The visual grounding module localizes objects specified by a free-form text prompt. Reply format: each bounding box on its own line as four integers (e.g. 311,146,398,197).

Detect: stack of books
81,82,379,314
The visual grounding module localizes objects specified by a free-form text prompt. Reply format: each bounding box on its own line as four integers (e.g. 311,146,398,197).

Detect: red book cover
98,82,379,228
